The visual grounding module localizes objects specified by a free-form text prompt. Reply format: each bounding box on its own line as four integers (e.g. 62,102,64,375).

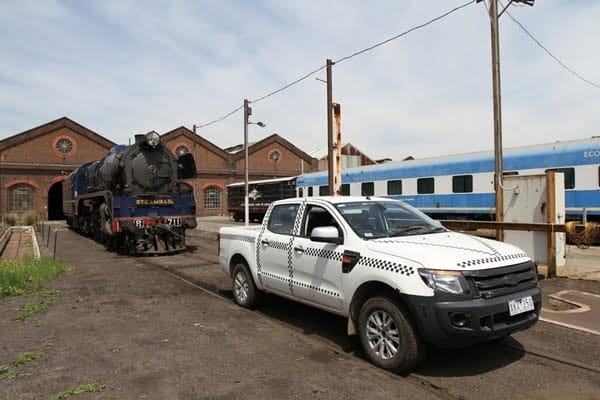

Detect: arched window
204,187,221,209
9,185,35,212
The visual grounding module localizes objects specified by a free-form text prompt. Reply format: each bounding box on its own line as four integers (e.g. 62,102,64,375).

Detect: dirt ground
1,227,599,400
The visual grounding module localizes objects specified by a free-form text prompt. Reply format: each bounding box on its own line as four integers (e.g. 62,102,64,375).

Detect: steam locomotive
62,131,197,255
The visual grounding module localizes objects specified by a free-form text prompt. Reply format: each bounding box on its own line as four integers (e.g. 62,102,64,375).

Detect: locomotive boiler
62,131,197,254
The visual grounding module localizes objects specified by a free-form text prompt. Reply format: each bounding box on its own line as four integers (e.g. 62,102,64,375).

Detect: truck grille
464,261,538,299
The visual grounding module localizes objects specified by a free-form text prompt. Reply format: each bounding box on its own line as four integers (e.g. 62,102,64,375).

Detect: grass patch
0,257,69,298
0,351,43,380
11,302,50,321
108,345,120,353
49,383,105,400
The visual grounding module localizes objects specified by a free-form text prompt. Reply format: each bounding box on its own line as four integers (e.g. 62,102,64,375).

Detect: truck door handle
294,246,304,254
261,239,270,246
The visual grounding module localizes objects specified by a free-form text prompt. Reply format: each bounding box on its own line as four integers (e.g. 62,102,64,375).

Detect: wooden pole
546,170,557,277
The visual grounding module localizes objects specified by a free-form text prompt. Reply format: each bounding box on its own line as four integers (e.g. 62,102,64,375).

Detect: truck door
257,202,300,295
291,204,344,311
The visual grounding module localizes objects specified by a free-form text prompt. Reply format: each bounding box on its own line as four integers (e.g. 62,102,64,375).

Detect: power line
194,0,477,129
251,64,327,104
505,9,600,89
194,105,243,129
335,0,476,65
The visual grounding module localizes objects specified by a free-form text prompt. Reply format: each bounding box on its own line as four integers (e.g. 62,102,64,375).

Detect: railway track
132,247,599,400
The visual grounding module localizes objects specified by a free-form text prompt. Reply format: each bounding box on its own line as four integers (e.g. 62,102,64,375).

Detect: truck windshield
334,201,446,239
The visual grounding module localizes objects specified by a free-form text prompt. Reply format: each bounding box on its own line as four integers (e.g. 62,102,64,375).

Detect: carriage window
545,168,575,190
308,187,313,197
387,180,402,195
452,175,473,193
268,204,299,235
319,185,329,196
361,182,374,196
417,178,435,194
341,184,350,196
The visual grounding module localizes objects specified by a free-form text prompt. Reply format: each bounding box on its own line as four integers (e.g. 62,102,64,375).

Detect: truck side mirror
310,226,343,245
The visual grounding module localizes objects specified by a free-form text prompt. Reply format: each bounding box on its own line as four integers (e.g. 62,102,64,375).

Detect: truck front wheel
232,263,260,309
358,297,424,373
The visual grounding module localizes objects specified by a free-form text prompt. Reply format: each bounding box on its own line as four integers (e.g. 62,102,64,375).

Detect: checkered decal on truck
303,247,343,261
299,247,413,276
255,206,273,286
457,253,528,268
287,237,295,294
357,256,415,275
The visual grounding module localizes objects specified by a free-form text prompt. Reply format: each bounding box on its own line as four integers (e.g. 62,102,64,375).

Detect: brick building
0,117,317,221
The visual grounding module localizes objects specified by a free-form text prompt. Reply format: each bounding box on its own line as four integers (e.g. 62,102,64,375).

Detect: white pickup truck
218,196,540,372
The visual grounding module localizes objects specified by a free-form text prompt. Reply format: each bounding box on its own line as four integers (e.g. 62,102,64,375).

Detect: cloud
0,0,598,162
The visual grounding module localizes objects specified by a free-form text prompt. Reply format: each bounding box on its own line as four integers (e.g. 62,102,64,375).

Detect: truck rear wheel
232,263,260,309
358,297,424,373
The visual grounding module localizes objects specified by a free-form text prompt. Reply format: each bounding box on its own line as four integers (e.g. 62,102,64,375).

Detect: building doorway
48,181,64,220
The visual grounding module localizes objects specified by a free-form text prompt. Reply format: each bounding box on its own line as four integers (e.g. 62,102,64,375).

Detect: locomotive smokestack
134,135,145,145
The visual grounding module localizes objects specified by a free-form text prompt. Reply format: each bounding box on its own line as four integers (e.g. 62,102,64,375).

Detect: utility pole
243,99,250,226
192,124,198,215
489,0,504,241
481,0,535,241
242,99,266,226
326,59,342,196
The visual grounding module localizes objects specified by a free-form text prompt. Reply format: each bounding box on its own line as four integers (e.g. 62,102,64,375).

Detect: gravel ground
0,227,598,400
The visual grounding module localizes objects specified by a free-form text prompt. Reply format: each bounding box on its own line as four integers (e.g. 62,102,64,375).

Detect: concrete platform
541,290,600,335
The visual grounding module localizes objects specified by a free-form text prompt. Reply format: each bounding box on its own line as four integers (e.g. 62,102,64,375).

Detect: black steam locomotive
62,131,197,255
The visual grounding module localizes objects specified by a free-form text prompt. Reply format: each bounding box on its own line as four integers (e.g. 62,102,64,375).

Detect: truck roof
277,196,391,205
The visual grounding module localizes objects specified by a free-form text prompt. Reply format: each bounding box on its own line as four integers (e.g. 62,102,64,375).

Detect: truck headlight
418,269,470,295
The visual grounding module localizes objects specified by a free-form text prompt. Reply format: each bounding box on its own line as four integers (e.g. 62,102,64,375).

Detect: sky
0,0,598,161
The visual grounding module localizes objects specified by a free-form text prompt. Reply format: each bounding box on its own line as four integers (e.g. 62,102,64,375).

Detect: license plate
508,296,534,316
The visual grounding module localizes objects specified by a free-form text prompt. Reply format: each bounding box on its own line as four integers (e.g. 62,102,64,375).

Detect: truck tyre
232,263,260,309
358,297,424,373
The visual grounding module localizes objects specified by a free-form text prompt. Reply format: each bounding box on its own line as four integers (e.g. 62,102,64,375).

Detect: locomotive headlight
146,131,161,147
418,269,470,295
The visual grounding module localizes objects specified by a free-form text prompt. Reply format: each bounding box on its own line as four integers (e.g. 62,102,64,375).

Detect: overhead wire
334,0,476,65
194,0,477,129
503,6,600,89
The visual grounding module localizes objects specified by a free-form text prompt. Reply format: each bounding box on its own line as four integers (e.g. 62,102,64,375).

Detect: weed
0,370,32,380
34,318,46,327
4,215,16,226
22,214,36,226
0,351,43,380
0,257,70,298
11,302,49,321
29,288,62,299
49,383,105,400
10,351,43,367
108,345,120,353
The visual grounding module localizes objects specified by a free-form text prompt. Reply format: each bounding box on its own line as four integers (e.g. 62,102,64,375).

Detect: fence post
41,221,45,241
46,226,52,247
53,230,58,260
